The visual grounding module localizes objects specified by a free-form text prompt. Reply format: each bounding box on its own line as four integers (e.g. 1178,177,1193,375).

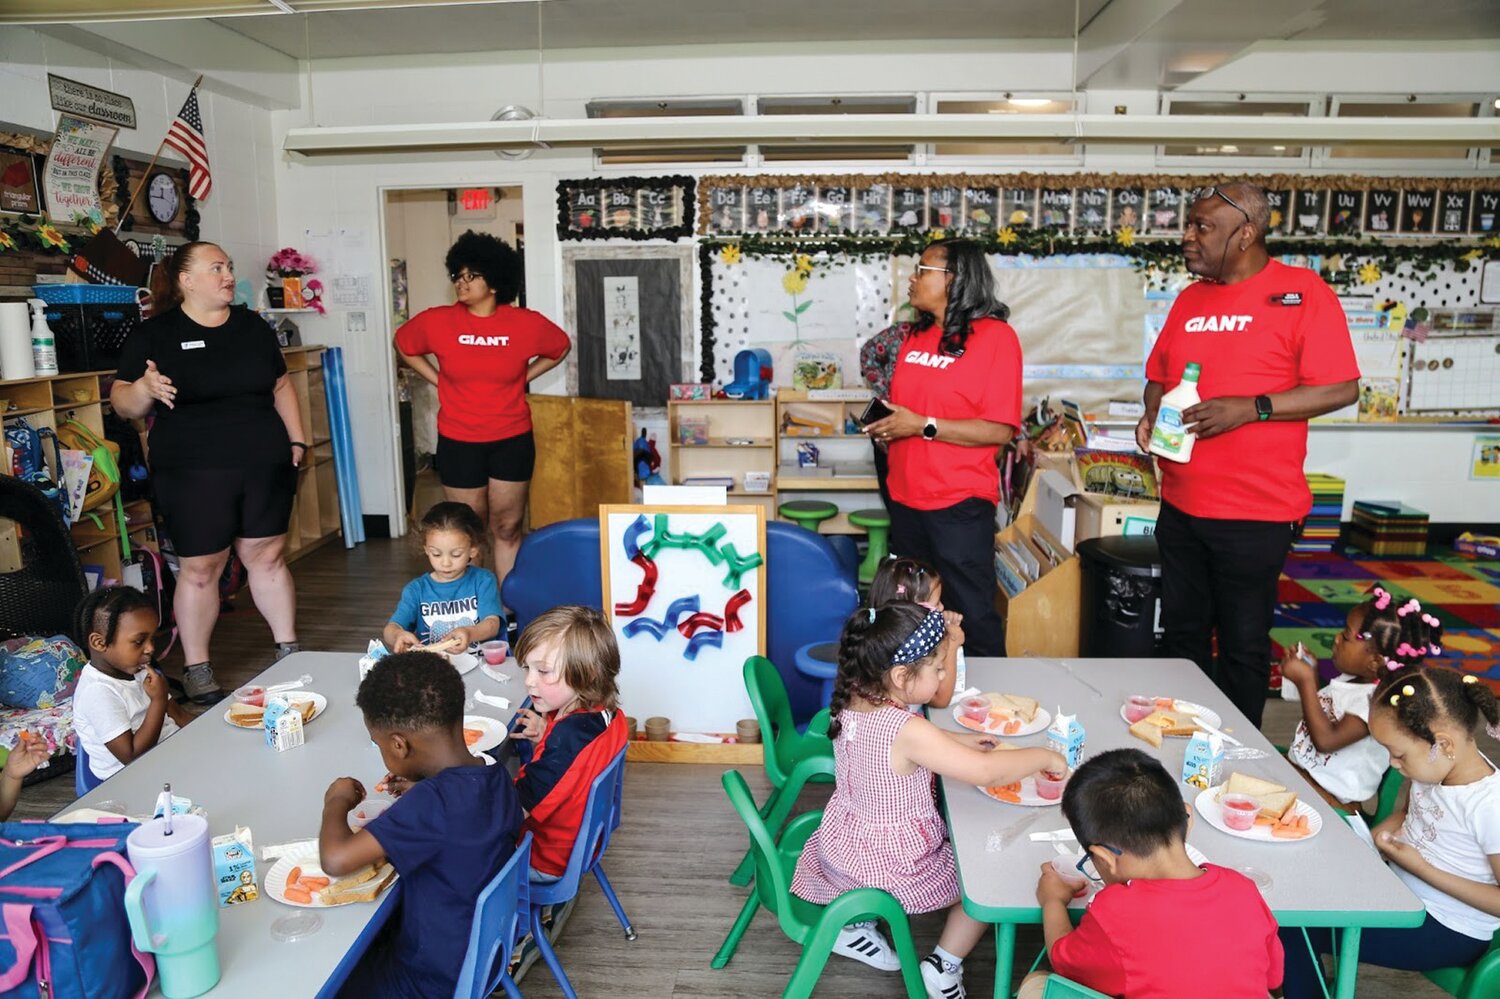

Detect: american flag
164,87,211,201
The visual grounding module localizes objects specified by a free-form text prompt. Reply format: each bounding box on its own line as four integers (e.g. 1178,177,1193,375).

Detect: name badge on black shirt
181,340,207,349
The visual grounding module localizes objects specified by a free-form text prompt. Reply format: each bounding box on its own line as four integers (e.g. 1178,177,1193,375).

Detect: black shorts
436,431,536,489
153,464,297,557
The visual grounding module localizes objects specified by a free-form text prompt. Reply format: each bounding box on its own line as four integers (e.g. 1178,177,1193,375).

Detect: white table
935,657,1425,999
58,650,523,997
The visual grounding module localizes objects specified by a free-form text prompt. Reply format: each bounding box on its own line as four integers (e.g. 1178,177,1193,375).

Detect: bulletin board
600,504,767,733
1406,331,1500,415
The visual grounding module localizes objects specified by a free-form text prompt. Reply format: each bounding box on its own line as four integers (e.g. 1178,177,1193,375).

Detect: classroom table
56,649,523,997
935,657,1426,999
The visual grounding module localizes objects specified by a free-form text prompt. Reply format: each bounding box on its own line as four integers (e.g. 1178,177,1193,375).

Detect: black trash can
1077,536,1162,658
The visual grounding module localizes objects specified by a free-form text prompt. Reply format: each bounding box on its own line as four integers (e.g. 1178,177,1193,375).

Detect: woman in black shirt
112,242,305,703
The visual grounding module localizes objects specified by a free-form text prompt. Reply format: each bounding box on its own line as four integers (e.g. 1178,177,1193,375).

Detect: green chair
848,508,891,585
712,770,926,998
779,500,838,531
1424,932,1500,997
729,655,834,886
1365,767,1405,826
1041,974,1111,998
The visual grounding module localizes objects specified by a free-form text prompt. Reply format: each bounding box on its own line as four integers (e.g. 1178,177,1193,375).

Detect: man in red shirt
1137,183,1359,726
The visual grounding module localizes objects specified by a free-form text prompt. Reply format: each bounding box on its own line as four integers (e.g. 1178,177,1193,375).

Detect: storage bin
41,301,142,373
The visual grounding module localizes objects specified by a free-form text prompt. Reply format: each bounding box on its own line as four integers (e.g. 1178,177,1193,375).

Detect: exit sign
453,187,497,220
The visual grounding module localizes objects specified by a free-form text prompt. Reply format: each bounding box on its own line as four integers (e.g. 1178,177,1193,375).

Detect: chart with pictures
559,176,695,238
1405,327,1500,415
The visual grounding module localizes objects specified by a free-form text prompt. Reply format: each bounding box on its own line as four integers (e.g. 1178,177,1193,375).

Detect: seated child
72,587,190,781
1283,587,1441,811
0,733,53,821
868,556,965,708
1022,748,1282,999
321,651,522,998
1280,665,1500,998
510,606,628,881
384,502,503,653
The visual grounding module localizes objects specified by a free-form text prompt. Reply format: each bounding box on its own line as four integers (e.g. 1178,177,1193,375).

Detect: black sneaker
182,662,226,705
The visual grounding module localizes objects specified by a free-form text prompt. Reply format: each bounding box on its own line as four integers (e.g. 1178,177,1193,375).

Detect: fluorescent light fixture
266,0,296,10
1006,98,1052,108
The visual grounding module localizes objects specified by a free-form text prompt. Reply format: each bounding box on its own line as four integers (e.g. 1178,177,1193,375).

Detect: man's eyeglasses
449,270,481,284
1189,186,1251,226
1075,843,1124,885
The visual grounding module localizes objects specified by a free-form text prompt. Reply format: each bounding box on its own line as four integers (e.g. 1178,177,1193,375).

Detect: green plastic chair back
1424,931,1500,997
1041,974,1111,998
745,655,831,788
1366,767,1405,826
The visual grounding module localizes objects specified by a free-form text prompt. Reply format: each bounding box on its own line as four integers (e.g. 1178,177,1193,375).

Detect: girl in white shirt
1283,587,1442,808
72,587,192,781
1281,664,1500,997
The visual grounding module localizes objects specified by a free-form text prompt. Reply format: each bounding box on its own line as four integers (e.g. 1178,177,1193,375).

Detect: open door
529,395,633,527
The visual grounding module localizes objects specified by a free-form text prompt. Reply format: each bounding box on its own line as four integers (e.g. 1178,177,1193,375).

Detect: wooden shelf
775,476,880,491
670,437,774,449
779,432,864,439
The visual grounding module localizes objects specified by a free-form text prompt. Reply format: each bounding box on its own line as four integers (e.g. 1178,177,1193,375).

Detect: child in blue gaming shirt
384,502,504,652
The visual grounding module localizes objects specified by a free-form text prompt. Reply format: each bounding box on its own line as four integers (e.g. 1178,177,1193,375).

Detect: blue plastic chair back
529,749,626,907
74,741,103,796
501,518,604,634
454,833,532,999
765,522,859,725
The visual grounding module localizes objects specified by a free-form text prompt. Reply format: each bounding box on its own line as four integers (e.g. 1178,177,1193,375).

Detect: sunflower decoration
793,253,814,277
718,243,743,266
781,269,810,296
927,229,947,242
1357,260,1382,286
36,224,70,253
1462,248,1484,262
1114,225,1136,248
0,229,16,253
996,226,1019,247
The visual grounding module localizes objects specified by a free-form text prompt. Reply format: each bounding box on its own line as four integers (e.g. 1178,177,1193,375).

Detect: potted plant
265,247,318,308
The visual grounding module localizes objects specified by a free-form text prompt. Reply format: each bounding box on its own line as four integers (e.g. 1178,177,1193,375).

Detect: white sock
933,945,963,974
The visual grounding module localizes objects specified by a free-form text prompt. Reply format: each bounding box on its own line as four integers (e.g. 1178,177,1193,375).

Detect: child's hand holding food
1279,644,1317,686
324,777,366,810
390,629,420,653
374,773,413,798
2,732,50,781
443,626,473,651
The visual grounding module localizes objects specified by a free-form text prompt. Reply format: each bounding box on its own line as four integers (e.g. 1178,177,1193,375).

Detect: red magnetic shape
612,553,659,617
678,611,726,638
723,589,752,633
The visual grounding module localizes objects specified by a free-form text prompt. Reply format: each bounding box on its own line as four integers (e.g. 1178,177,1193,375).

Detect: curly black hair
445,230,522,304
1373,665,1500,746
73,586,157,649
356,651,465,732
827,602,930,739
413,500,487,553
910,238,1010,357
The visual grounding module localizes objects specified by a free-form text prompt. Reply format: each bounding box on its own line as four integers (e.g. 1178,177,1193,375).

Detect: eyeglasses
1189,186,1251,226
450,270,481,284
913,264,950,276
1075,843,1124,885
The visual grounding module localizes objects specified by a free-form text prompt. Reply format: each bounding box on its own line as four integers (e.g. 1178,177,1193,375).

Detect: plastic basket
31,284,142,306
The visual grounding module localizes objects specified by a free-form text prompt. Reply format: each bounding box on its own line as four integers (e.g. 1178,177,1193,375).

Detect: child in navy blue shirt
321,651,521,998
384,502,503,652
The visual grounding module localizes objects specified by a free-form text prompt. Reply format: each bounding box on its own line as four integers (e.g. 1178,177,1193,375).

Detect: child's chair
454,833,532,999
74,741,103,797
713,769,925,998
1424,931,1500,998
1041,975,1110,998
1365,767,1405,826
729,656,834,887
526,749,633,999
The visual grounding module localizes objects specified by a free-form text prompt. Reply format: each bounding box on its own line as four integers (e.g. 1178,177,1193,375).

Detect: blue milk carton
1181,732,1224,791
1045,710,1086,770
263,694,305,752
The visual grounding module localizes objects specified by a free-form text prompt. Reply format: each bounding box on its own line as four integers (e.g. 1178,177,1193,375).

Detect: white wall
0,26,280,287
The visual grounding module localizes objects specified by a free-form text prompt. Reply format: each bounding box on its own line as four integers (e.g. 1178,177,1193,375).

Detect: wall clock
147,171,179,224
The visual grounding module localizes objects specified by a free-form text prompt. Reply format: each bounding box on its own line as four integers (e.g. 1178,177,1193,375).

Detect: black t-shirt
116,306,290,469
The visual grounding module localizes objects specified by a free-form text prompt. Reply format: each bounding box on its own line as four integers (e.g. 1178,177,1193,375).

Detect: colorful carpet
1272,549,1500,693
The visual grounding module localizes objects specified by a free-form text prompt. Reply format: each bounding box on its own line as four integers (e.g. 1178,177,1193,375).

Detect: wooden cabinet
773,389,881,534
666,399,777,518
0,345,340,584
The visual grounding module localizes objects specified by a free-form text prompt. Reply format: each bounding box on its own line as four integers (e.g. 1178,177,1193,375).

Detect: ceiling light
266,0,296,12
1006,98,1052,109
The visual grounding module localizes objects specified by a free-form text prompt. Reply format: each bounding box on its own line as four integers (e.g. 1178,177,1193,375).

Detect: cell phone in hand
859,397,894,427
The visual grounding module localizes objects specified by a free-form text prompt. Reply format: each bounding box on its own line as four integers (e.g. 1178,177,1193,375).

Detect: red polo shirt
888,317,1022,510
1145,260,1358,522
395,303,570,442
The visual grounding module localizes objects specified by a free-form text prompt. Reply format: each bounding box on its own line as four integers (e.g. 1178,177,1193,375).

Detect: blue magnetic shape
623,617,669,640
684,629,725,661
662,594,701,626
622,514,651,561
620,595,700,642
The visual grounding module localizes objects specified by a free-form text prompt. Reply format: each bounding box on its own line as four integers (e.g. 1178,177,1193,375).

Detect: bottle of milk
1149,362,1201,463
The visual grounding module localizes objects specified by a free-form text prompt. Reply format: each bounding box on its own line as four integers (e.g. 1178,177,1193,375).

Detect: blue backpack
3,419,69,527
0,822,155,999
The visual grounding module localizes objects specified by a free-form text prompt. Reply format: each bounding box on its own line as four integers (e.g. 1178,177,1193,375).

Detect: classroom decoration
601,505,766,733
557,175,696,241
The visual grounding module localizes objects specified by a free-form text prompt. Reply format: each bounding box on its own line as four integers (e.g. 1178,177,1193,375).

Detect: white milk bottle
1149,362,1201,463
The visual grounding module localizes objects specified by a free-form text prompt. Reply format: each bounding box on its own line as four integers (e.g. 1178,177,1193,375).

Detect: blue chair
825,535,860,580
74,741,102,796
527,749,634,999
793,642,839,710
765,522,859,727
501,519,605,635
454,833,533,999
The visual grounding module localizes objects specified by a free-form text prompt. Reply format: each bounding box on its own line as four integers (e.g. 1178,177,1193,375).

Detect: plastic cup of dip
348,798,393,829
959,696,990,725
1124,695,1155,723
1035,769,1068,801
1221,793,1261,832
480,640,509,666
233,685,267,708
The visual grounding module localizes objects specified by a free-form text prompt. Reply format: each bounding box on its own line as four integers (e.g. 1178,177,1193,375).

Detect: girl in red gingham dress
792,603,1065,999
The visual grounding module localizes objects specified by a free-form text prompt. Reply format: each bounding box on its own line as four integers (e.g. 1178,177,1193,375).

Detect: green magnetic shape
646,517,728,565
720,543,764,590
639,513,672,560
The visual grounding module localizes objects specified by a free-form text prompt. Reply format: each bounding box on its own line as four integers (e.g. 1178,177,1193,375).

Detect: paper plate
1194,785,1323,844
265,843,396,909
463,714,506,754
1118,697,1222,736
223,692,327,729
953,700,1052,738
448,651,479,675
976,777,1061,808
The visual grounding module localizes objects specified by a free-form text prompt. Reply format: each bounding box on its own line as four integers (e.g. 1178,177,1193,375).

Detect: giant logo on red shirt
457,334,511,346
1183,314,1253,333
902,349,958,369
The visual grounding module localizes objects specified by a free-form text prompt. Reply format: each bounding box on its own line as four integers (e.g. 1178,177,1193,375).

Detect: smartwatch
1254,395,1273,421
922,417,939,440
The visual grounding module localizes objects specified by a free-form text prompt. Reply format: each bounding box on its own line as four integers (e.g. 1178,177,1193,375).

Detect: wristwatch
922,417,939,440
1254,395,1273,421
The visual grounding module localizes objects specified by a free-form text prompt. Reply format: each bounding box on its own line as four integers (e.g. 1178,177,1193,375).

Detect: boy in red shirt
1021,749,1282,999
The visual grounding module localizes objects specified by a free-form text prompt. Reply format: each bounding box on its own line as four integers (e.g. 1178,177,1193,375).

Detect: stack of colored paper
1294,473,1345,553
1349,500,1429,556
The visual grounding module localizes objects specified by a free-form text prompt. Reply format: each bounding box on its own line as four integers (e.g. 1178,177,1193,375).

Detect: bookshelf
774,389,881,534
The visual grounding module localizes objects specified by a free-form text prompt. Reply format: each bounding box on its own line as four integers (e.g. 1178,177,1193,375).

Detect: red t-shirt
395,303,570,442
1145,260,1358,522
887,317,1022,510
1050,864,1283,998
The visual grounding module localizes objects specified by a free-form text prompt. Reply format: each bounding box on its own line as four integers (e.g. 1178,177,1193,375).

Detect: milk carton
1181,731,1224,791
1045,710,1086,770
212,826,259,907
359,638,390,682
263,694,305,752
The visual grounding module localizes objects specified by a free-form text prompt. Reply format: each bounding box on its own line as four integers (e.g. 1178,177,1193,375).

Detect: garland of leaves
556,174,697,241
697,242,716,382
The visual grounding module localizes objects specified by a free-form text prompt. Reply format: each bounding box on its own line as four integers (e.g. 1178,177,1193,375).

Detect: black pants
1155,501,1295,729
872,440,891,510
888,496,1005,657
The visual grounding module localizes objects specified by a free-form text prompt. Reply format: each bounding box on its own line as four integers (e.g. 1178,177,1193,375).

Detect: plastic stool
848,508,891,585
794,641,840,708
779,500,837,531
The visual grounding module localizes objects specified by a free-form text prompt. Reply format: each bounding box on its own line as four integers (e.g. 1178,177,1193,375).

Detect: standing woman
394,231,571,591
112,242,304,703
863,239,1020,657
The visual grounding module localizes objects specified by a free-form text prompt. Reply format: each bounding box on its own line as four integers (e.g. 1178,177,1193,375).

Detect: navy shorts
152,463,297,557
436,431,536,489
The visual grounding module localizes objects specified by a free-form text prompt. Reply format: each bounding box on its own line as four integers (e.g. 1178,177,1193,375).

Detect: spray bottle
27,299,58,376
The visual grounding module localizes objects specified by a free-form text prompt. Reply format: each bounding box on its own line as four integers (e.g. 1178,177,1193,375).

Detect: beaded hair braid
1374,665,1500,745
1358,586,1444,673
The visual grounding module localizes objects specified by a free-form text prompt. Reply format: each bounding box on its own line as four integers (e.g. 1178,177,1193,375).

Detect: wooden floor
15,538,1451,997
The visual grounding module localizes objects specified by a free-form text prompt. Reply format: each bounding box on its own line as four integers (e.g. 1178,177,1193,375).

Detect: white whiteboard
1406,334,1500,414
600,505,767,733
